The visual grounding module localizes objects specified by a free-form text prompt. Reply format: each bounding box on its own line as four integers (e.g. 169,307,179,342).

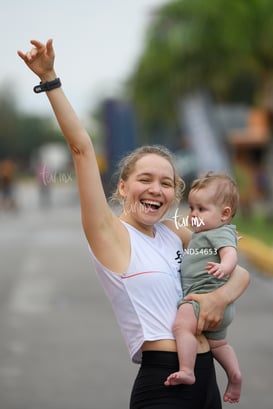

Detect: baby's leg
164,303,198,386
209,338,242,403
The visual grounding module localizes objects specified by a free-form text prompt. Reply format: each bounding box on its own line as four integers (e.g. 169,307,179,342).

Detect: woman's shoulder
161,219,192,249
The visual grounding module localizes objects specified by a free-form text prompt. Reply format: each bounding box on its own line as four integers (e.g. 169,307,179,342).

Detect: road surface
0,182,272,408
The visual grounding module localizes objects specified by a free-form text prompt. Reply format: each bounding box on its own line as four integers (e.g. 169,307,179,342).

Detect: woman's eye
162,180,174,187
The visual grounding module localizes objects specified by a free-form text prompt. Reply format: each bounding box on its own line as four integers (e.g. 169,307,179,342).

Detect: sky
0,0,167,119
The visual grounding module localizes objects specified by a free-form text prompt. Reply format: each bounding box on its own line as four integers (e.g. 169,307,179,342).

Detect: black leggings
130,351,222,409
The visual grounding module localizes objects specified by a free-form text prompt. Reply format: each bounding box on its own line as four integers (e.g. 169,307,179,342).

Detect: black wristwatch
33,78,62,93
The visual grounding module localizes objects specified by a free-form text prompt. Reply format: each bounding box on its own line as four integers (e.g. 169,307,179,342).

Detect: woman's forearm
18,39,92,154
184,265,250,334
216,264,250,304
45,86,93,154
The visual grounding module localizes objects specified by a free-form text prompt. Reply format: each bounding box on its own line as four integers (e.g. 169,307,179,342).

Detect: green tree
128,0,273,216
0,83,64,164
0,85,18,158
129,0,273,124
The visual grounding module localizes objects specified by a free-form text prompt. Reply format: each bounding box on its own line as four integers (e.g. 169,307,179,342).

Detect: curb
238,234,273,277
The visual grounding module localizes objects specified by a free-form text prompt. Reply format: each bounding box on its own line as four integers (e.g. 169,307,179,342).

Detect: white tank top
89,221,184,363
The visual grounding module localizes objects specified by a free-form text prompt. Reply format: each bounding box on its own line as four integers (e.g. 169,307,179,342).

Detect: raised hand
17,39,56,82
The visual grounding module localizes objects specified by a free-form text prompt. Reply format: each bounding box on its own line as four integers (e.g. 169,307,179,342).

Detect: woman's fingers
17,50,25,60
45,39,55,58
18,39,49,59
30,39,46,50
17,42,40,62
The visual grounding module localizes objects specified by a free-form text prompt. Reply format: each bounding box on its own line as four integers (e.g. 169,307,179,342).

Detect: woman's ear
118,179,126,200
221,206,232,221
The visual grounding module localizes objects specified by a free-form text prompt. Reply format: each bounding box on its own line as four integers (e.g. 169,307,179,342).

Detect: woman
18,39,250,409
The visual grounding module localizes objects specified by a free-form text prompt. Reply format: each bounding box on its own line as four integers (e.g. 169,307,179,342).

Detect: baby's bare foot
223,373,242,403
164,370,195,386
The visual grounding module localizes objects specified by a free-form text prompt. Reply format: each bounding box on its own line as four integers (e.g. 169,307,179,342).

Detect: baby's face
188,187,225,232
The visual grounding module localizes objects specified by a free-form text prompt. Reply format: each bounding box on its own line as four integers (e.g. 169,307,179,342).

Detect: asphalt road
0,182,272,409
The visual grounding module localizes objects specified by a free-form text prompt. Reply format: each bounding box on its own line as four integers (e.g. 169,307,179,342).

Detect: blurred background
1,0,273,408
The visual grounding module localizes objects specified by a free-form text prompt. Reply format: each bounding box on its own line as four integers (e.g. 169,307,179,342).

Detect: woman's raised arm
18,39,129,271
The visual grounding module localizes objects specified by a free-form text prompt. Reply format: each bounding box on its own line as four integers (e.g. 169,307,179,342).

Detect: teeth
141,200,161,208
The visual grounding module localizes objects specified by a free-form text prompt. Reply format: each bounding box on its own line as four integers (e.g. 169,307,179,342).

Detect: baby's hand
206,262,226,279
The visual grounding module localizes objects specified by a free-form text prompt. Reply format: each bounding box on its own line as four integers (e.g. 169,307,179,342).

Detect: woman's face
119,154,176,231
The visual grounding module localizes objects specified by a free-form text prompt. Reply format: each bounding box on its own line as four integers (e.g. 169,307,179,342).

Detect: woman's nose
148,182,161,193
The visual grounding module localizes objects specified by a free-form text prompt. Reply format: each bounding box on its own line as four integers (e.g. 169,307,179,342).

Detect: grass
234,212,273,246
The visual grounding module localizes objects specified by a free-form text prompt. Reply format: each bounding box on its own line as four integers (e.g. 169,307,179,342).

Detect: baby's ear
221,206,232,221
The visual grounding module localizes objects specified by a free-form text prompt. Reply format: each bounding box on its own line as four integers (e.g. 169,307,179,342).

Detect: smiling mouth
140,200,162,210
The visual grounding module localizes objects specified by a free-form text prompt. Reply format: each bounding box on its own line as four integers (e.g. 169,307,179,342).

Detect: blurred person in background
0,158,17,211
18,39,250,409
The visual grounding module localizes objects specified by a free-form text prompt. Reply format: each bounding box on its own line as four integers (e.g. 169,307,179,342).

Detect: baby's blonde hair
190,172,240,217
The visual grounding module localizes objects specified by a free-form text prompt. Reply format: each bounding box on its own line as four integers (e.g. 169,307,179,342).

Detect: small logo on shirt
175,250,183,264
